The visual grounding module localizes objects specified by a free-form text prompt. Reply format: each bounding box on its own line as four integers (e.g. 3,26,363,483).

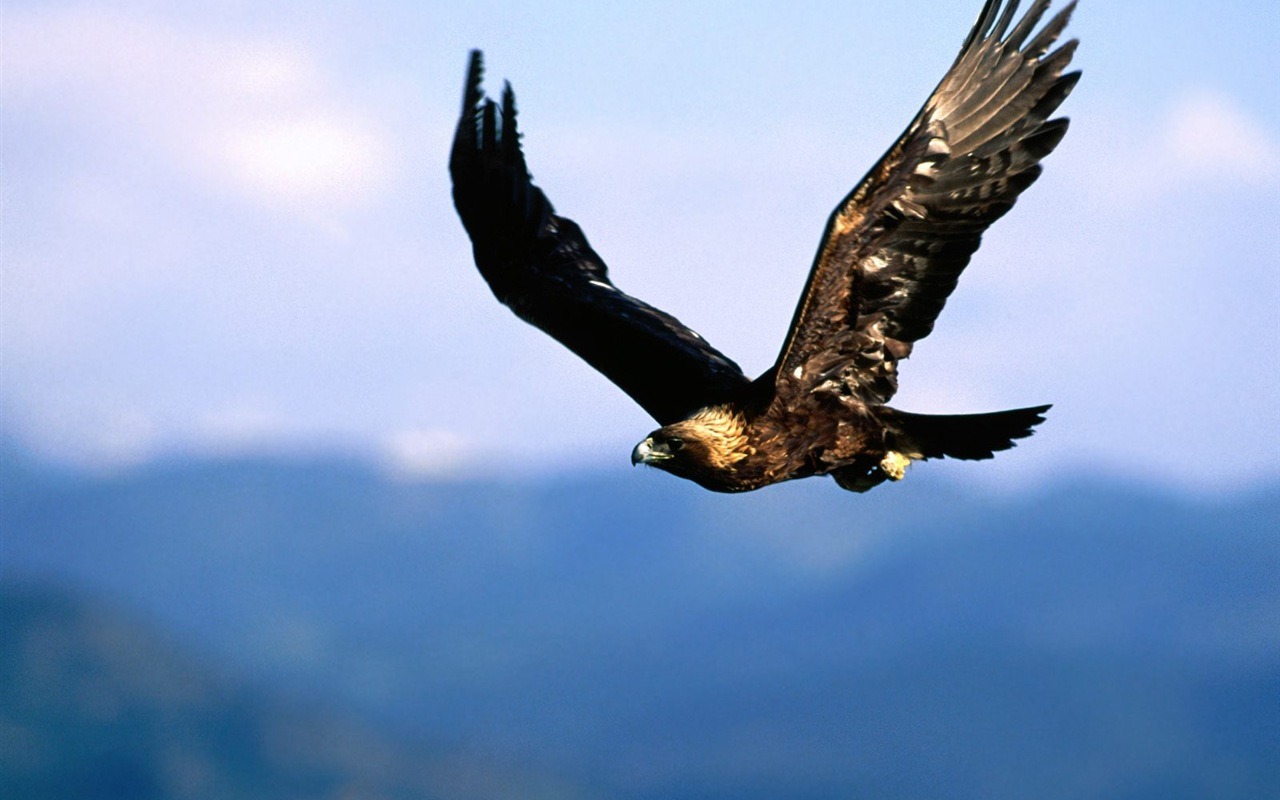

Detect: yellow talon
880,451,911,481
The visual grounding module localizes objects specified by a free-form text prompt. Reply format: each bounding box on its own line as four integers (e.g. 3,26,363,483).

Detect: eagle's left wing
773,0,1079,409
451,51,750,425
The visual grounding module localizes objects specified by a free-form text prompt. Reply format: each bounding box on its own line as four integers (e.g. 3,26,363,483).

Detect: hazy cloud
1162,89,1279,185
382,428,479,480
4,6,395,214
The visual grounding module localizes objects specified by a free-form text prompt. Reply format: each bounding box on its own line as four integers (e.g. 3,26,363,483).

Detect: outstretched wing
774,0,1079,408
450,51,750,425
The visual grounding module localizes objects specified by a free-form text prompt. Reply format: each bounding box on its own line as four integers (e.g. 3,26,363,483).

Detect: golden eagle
450,0,1079,493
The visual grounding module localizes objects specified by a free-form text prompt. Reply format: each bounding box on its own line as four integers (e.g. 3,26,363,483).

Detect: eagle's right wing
773,0,1079,409
451,51,750,425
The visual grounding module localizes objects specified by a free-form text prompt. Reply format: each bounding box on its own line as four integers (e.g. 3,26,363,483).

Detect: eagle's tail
889,404,1052,461
830,404,1051,493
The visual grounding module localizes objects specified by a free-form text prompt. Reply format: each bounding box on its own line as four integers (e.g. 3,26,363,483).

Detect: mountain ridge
3,450,1277,799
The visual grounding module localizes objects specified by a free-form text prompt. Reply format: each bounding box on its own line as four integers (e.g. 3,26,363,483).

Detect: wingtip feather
1026,1,1078,57
1005,0,1053,50
962,0,1004,52
1021,116,1070,158
501,80,521,160
462,50,484,116
992,0,1022,42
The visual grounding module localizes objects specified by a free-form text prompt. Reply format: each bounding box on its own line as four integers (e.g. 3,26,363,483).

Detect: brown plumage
450,0,1078,493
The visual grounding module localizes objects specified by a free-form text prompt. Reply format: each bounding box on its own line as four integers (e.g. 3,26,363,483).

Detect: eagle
450,0,1079,493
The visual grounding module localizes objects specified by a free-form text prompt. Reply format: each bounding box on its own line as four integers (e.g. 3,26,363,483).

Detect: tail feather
890,404,1051,461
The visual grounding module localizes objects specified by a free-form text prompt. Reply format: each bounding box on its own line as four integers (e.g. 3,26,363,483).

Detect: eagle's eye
666,436,686,451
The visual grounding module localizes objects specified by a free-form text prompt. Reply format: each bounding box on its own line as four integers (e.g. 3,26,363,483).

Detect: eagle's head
630,406,750,487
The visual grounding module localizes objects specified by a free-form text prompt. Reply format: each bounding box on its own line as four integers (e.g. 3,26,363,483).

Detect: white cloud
194,403,296,453
216,116,390,208
382,428,478,480
13,408,162,474
3,6,395,214
1068,88,1280,201
1162,89,1279,185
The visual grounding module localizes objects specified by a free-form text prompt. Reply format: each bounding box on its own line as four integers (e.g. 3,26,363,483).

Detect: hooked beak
631,437,671,466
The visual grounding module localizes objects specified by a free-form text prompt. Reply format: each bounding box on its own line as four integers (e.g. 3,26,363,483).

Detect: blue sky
3,1,1278,491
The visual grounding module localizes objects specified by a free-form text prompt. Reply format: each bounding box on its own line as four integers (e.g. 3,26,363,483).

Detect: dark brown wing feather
773,0,1079,409
450,51,750,425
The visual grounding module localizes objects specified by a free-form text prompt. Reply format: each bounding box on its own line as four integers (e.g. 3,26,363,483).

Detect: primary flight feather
450,0,1080,493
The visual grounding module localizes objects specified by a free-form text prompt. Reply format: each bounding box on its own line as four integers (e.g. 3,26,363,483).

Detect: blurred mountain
2,450,1278,799
0,585,602,800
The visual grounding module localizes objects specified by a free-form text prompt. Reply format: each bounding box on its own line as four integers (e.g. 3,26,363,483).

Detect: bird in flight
450,0,1079,493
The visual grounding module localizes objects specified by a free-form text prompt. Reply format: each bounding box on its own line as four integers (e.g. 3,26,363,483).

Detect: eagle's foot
879,451,911,481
